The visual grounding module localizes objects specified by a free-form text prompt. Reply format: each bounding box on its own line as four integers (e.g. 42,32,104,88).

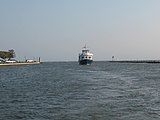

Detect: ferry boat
78,45,93,65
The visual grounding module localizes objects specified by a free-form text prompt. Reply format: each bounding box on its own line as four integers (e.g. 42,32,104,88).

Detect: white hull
78,45,93,65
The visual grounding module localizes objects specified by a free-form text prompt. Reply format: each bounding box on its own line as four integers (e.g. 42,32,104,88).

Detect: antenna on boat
83,44,87,49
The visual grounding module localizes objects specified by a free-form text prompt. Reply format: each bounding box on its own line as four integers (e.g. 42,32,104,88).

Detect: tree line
0,49,16,60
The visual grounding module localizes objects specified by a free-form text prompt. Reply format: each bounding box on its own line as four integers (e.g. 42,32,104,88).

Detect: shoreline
109,60,160,63
0,62,41,66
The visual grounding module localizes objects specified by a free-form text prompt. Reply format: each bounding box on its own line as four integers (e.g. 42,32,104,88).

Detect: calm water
1,62,160,120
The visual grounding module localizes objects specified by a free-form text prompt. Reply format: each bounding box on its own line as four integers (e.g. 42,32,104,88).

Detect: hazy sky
1,0,160,61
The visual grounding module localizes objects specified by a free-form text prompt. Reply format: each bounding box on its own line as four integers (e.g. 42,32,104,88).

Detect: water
1,62,160,120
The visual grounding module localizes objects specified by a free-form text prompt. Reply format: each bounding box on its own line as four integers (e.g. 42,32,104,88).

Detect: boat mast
83,44,87,49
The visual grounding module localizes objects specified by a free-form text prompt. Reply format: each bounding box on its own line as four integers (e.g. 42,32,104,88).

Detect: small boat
78,45,93,65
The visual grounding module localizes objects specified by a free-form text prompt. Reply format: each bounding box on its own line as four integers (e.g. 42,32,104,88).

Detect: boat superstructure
78,45,93,65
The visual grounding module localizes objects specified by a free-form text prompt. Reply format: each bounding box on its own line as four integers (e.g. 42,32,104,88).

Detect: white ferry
78,45,93,65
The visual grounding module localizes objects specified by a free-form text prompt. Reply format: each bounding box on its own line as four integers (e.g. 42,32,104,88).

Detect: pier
109,60,160,63
0,62,41,66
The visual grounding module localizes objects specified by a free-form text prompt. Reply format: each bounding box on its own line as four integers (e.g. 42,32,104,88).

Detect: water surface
0,62,160,120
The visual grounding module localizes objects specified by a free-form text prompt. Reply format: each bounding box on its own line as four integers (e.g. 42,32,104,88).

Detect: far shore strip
0,62,40,66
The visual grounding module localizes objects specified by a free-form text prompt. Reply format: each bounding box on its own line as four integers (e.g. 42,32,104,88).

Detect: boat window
82,50,89,53
85,56,87,58
82,57,84,58
89,57,91,58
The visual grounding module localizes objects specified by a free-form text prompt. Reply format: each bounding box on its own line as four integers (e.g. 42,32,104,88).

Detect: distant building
26,60,34,63
6,60,16,63
0,58,5,63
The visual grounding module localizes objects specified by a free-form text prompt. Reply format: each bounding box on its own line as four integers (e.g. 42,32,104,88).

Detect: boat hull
79,59,93,65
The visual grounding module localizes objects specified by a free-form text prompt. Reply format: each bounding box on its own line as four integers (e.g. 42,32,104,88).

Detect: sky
0,0,160,61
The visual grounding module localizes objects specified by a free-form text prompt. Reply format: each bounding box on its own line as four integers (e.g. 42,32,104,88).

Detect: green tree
0,50,16,60
8,49,16,60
